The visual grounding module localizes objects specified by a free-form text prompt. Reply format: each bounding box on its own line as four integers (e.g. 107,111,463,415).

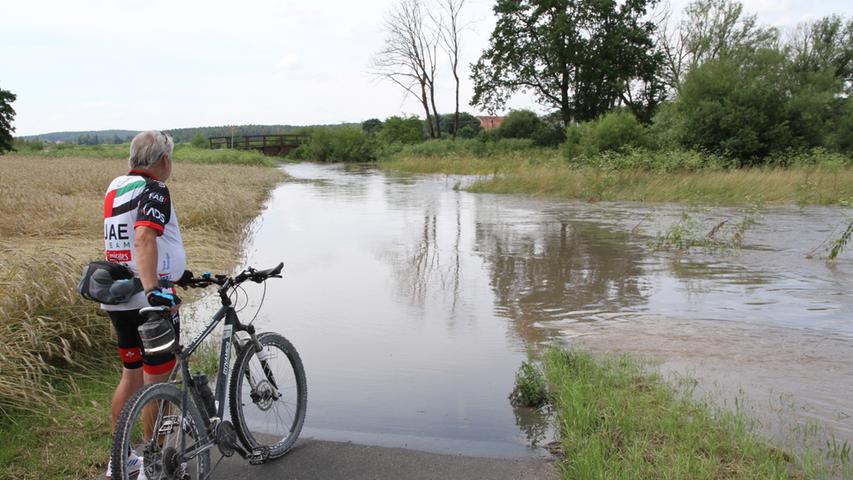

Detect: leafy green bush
564,111,648,159
362,118,383,136
438,112,483,138
827,98,853,152
378,116,425,145
531,122,566,147
568,148,734,171
190,133,208,148
648,102,684,150
764,148,853,168
676,49,794,164
510,360,548,408
498,110,542,139
290,126,379,162
11,138,45,152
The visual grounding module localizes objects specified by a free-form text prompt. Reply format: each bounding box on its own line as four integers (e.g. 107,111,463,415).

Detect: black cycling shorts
108,309,179,375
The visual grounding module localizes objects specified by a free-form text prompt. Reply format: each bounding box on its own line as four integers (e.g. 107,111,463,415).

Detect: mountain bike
110,263,307,480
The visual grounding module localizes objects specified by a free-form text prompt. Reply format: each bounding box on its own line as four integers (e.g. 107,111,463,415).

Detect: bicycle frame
180,303,240,421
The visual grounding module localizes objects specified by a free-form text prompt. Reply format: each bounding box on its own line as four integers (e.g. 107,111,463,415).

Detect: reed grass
381,153,853,205
0,154,284,417
538,348,851,479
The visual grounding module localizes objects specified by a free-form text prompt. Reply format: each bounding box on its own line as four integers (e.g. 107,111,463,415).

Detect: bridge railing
208,134,310,151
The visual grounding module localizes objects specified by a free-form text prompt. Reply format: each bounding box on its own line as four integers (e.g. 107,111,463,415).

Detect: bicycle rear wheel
111,382,210,480
229,332,307,458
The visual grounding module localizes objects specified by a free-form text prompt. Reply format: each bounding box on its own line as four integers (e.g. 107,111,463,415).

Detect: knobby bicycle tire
111,382,211,480
229,332,307,459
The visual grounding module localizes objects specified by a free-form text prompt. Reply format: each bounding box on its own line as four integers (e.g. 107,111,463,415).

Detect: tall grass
466,164,853,205
382,149,853,205
538,348,850,479
0,155,285,416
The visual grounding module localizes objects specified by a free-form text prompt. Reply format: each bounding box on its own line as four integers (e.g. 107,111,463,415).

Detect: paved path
214,439,559,480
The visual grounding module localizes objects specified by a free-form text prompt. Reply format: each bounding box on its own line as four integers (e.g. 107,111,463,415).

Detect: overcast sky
2,0,850,136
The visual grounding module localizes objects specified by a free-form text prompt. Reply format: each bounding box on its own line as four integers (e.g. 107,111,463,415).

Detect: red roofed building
478,116,505,130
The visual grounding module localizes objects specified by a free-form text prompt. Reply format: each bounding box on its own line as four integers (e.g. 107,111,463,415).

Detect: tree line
369,0,852,165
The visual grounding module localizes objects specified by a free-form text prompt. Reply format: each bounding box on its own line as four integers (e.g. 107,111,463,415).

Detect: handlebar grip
253,262,284,280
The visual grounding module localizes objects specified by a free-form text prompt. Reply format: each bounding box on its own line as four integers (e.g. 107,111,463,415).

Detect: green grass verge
0,358,118,480
9,142,279,167
536,348,851,479
381,152,853,205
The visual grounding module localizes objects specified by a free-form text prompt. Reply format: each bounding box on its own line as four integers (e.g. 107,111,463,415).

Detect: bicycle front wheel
229,332,307,458
111,382,210,480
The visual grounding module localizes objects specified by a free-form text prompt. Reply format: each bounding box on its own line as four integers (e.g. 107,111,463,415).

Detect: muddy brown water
191,163,852,456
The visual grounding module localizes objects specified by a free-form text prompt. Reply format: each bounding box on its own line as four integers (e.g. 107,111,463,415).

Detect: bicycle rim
112,383,210,480
230,332,307,457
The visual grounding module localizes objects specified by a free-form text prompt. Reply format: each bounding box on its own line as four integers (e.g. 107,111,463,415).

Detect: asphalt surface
212,439,559,480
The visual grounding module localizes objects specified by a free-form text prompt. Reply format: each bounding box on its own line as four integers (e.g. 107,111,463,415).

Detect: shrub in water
510,360,548,408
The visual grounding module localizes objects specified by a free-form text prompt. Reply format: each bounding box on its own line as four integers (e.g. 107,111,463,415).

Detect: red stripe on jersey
104,189,117,218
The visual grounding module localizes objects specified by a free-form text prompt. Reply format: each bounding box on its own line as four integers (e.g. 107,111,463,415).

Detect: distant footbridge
208,134,310,156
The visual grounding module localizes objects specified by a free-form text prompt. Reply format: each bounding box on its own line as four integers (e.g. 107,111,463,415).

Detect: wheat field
0,155,285,415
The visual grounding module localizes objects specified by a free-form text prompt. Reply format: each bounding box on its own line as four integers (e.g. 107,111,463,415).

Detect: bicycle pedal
157,415,179,436
248,447,270,465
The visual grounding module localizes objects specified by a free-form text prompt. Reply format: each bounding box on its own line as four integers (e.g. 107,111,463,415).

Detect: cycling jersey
102,170,185,311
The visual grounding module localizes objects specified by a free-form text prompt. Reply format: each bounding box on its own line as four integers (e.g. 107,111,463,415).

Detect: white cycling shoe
105,450,143,479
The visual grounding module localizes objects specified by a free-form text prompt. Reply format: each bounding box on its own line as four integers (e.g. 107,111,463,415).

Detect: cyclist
102,130,189,479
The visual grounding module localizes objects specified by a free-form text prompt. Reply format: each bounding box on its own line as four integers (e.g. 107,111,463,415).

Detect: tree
471,0,663,126
498,110,542,139
371,0,442,138
434,0,467,138
378,116,426,144
787,15,853,93
0,88,17,154
657,0,778,93
362,118,384,136
676,49,793,163
438,112,480,137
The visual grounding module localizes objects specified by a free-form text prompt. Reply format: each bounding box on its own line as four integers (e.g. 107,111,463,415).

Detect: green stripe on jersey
115,179,146,198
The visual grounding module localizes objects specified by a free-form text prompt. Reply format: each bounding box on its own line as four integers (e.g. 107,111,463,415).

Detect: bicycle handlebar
180,262,284,289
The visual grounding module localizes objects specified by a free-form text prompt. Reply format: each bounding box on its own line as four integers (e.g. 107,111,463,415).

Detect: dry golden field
0,155,285,415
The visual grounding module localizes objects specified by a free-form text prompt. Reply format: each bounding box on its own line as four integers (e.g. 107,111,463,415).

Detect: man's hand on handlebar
148,290,181,312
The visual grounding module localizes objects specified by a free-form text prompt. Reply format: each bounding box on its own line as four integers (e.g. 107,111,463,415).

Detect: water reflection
220,163,852,457
474,215,648,343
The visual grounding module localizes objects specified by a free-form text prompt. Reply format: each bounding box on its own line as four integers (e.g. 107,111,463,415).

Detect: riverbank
530,348,851,479
0,154,285,479
381,152,853,205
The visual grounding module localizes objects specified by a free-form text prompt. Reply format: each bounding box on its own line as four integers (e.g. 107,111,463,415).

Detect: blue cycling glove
147,290,181,308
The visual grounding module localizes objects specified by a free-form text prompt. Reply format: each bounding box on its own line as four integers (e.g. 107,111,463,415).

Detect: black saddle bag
77,261,144,305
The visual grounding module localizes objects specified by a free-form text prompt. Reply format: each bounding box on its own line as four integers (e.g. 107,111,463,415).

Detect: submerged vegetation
509,360,548,408
0,155,284,478
650,207,761,251
515,348,852,479
828,220,853,261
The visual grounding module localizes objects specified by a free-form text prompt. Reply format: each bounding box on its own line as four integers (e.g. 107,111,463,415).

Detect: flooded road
209,163,853,455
